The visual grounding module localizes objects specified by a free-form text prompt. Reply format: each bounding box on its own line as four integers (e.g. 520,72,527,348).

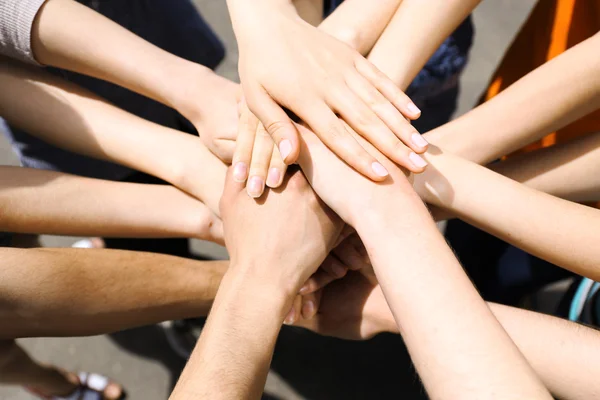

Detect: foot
26,367,123,400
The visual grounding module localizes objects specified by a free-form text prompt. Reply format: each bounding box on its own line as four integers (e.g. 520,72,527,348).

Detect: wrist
163,60,214,119
229,259,301,301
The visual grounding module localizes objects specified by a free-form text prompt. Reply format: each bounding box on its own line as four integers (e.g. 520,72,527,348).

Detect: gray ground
0,1,538,399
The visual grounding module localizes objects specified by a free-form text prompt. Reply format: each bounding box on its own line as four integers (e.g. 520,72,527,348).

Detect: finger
266,143,288,188
334,241,367,271
247,123,274,198
354,57,422,120
345,73,428,154
333,225,355,247
299,256,348,295
301,291,318,319
232,104,259,182
247,88,300,164
284,295,303,325
298,102,390,181
346,121,424,178
327,88,426,173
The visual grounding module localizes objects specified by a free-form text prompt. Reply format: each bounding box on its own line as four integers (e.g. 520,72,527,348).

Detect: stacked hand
229,1,428,198
219,166,344,316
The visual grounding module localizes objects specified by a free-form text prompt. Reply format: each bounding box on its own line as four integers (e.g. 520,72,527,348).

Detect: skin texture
170,170,342,399
368,0,481,90
0,249,227,399
227,0,426,194
0,58,227,217
424,32,600,165
30,0,240,163
0,167,223,244
293,124,550,399
412,144,600,281
296,271,600,400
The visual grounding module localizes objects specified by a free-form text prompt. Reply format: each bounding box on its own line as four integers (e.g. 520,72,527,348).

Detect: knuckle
264,119,291,139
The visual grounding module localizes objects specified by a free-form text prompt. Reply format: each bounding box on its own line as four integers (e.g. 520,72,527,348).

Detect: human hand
219,167,344,294
299,233,374,295
230,3,428,183
295,270,395,340
296,122,418,229
231,100,288,197
174,66,240,163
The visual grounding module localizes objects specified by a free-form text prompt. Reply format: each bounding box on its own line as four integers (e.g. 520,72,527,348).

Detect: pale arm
0,166,222,243
490,131,600,202
0,58,226,215
368,0,480,89
297,127,550,399
30,0,217,123
300,270,600,399
424,33,600,164
318,0,402,55
415,147,600,281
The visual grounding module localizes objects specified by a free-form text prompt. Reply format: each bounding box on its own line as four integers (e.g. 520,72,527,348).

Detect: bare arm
0,58,226,215
27,0,239,162
368,0,480,89
296,126,550,399
0,166,222,244
424,33,600,164
415,146,600,281
318,0,402,55
302,274,600,400
171,170,342,400
0,248,227,339
489,131,600,202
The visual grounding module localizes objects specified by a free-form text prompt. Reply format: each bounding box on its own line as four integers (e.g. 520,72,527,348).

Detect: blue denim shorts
3,0,225,180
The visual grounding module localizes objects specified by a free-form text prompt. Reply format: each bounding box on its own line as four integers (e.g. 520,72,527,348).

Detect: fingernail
279,139,293,162
411,133,428,149
233,162,248,182
407,102,421,115
284,308,296,325
302,301,316,319
266,167,281,187
331,263,347,277
299,284,310,295
371,162,389,177
247,176,264,198
409,152,428,169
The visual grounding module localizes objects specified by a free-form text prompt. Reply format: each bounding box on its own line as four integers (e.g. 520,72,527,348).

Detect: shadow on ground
109,325,426,399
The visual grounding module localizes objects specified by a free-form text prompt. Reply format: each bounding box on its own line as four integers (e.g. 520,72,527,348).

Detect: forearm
368,0,480,89
357,199,548,399
0,166,219,241
419,148,600,280
319,0,401,55
424,33,600,165
0,59,226,214
171,266,290,400
375,300,600,400
0,248,227,339
490,131,600,202
30,0,202,113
